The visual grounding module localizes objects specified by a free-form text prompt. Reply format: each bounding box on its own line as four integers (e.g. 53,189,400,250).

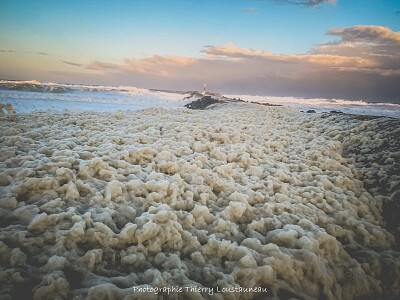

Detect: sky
0,0,399,102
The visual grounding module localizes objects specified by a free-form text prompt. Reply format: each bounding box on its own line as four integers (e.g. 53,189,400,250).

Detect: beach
0,100,399,299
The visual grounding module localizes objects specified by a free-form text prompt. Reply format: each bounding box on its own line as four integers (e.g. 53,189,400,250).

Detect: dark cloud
62,60,83,67
273,0,336,7
0,50,15,53
37,52,48,56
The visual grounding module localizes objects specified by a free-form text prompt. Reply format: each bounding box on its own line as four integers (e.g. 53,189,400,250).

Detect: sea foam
0,102,399,299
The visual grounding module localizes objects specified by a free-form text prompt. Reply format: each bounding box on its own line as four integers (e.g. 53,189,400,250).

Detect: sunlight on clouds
301,54,374,68
201,42,376,70
328,25,400,42
202,42,273,59
76,25,399,101
1,24,398,101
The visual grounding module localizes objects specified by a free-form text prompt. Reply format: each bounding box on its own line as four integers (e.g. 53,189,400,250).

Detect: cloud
328,25,400,43
86,61,120,71
86,56,197,77
80,25,399,102
62,60,84,67
396,11,400,17
315,26,400,71
202,42,271,59
201,42,375,69
243,7,257,13
1,50,50,56
272,0,336,7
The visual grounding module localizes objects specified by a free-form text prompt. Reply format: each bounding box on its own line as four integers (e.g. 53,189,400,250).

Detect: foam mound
0,103,399,299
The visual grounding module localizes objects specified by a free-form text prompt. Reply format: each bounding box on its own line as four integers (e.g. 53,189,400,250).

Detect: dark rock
306,110,316,113
184,96,221,110
249,101,281,107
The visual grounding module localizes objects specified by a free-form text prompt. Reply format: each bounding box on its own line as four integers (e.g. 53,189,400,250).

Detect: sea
1,80,399,118
0,80,189,113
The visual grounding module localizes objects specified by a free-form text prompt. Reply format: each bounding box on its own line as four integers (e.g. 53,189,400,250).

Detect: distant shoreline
1,79,399,118
184,95,399,121
2,79,398,106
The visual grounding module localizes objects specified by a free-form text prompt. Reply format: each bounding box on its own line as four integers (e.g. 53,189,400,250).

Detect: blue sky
1,0,399,101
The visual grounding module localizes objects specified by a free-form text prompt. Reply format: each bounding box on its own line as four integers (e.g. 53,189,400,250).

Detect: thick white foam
1,102,399,299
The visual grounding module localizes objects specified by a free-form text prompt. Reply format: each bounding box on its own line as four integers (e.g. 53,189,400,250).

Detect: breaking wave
0,80,72,93
1,80,399,118
0,80,152,95
0,80,191,113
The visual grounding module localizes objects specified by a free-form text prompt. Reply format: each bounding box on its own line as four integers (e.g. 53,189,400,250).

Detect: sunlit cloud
201,42,376,69
58,25,400,102
85,55,198,77
314,26,400,71
328,25,400,43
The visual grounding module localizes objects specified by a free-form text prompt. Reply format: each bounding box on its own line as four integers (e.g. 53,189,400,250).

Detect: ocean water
0,80,190,113
225,94,400,119
1,80,399,118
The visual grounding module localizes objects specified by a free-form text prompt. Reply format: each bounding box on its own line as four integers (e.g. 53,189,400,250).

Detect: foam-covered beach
1,101,399,299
